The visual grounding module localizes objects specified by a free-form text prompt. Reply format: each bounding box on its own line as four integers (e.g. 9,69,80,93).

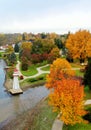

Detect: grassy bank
1,98,58,130
20,73,48,90
27,98,58,130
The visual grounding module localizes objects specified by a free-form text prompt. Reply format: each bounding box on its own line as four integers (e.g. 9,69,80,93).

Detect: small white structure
13,69,20,89
9,68,23,94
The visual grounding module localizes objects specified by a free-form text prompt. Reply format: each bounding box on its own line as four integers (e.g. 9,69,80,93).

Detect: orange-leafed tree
46,58,75,89
48,75,87,125
66,30,91,61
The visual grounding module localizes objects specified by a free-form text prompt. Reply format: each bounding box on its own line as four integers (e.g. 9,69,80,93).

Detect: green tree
32,38,43,54
14,43,19,52
9,52,16,64
54,38,63,49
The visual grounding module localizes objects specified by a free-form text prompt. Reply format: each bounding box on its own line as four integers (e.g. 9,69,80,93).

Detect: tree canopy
66,30,91,60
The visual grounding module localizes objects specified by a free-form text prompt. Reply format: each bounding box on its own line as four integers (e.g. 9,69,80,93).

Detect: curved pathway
16,61,50,80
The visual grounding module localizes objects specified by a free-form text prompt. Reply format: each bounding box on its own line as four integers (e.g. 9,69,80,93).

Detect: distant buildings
0,44,8,51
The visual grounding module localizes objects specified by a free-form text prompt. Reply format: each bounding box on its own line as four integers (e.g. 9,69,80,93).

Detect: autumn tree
46,58,87,125
48,76,86,125
21,56,28,71
42,39,56,53
32,38,56,54
22,32,30,41
21,41,32,51
6,45,14,54
48,47,60,63
66,30,91,62
46,58,75,89
0,34,7,45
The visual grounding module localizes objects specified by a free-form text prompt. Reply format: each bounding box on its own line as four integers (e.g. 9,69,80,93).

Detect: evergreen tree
14,43,19,52
9,52,16,64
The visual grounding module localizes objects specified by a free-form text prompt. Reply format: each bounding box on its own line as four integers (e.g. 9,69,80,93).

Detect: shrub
84,63,91,90
21,63,28,71
28,78,37,82
83,112,91,122
7,68,14,79
19,75,24,80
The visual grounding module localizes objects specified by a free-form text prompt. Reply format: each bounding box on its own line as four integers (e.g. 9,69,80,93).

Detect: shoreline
4,76,46,92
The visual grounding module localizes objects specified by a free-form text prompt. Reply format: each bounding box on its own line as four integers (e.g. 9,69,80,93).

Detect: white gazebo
9,68,23,94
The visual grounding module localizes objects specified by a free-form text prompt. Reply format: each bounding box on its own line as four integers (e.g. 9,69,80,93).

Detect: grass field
21,64,38,76
20,73,48,89
41,65,50,71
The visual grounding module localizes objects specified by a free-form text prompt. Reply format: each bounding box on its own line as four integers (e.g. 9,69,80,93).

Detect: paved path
16,61,50,81
52,99,91,130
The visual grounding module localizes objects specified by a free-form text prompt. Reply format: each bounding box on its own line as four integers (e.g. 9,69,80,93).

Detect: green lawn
20,73,48,88
21,64,38,76
75,69,84,77
41,65,50,71
36,60,48,67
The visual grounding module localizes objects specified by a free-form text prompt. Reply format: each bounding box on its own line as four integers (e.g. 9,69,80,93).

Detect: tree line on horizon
0,32,68,46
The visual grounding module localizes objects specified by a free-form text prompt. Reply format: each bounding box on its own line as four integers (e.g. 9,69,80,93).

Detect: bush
28,75,45,83
84,63,91,89
28,78,37,82
7,68,14,79
83,112,91,122
19,75,24,80
21,63,28,71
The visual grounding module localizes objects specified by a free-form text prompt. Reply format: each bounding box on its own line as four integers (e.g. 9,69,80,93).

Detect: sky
0,0,91,34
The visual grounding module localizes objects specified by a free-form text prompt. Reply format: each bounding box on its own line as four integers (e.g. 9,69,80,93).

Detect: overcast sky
0,0,91,34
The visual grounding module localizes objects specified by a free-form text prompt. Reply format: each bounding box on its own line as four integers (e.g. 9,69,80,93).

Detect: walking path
52,99,91,130
16,61,81,80
16,61,50,80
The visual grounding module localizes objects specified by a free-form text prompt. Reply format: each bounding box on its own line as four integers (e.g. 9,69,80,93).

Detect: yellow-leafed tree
46,58,75,89
66,30,91,60
46,58,87,125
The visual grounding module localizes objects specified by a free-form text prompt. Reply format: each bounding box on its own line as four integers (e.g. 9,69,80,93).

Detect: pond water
0,59,49,127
